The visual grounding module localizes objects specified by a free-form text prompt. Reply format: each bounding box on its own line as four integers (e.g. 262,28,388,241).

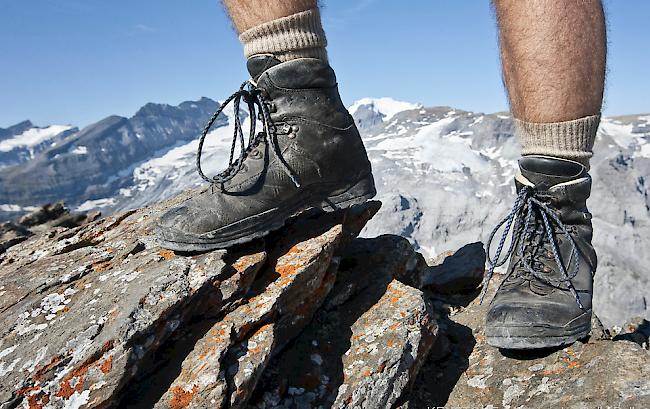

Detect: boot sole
486,315,591,350
156,173,376,252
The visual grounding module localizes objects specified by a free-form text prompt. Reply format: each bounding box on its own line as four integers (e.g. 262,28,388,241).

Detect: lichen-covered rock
0,191,269,408
0,194,394,409
152,220,343,409
249,235,440,409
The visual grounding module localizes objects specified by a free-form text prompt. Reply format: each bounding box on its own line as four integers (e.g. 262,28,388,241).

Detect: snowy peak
599,115,650,158
348,98,422,130
0,121,76,168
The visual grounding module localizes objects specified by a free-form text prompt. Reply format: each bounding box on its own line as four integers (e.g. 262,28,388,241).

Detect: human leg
484,0,606,349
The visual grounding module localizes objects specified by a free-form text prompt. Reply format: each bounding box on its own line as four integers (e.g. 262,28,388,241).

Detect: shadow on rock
248,235,440,408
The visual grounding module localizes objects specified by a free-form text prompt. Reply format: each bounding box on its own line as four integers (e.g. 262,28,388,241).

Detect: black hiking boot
156,56,376,251
482,155,597,349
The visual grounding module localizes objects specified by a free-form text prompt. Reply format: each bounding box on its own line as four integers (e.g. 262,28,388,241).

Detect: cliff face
0,195,648,408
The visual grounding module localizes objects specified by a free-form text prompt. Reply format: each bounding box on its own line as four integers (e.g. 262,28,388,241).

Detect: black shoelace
196,80,300,188
481,186,584,309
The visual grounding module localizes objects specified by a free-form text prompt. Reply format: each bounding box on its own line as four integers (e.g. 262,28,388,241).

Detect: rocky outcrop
1,193,649,408
0,195,441,409
405,272,650,409
250,235,438,409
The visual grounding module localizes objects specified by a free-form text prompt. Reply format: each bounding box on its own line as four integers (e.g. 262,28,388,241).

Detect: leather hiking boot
156,56,376,251
482,155,597,349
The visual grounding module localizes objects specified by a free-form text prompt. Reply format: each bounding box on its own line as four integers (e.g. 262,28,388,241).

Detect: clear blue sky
1,0,648,128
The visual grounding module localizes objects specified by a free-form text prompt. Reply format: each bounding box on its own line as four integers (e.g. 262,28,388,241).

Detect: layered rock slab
250,235,440,409
152,220,343,409
0,190,270,408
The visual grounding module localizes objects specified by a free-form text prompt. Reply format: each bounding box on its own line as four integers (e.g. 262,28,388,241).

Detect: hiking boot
156,56,376,251
482,155,597,349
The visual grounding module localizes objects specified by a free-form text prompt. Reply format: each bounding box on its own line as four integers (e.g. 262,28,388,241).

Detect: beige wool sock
515,114,601,169
239,9,328,62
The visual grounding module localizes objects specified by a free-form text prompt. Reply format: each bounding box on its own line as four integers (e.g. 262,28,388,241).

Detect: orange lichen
91,260,112,273
233,256,254,273
286,245,303,254
32,356,62,381
17,386,50,409
562,357,581,369
56,340,114,399
159,249,175,260
168,385,198,409
97,356,113,374
276,263,300,278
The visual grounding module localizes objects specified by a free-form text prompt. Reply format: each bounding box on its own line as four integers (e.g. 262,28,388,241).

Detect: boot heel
320,173,376,211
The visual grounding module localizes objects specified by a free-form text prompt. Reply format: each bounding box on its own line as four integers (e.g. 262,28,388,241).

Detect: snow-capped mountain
0,97,222,216
1,97,648,327
0,120,77,169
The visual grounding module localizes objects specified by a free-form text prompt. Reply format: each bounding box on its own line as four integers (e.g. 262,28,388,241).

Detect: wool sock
515,114,600,169
239,9,328,62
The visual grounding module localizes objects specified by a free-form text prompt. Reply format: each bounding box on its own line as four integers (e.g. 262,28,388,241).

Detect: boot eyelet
287,132,296,139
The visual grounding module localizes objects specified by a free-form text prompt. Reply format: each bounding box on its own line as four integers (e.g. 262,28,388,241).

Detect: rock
0,221,33,254
17,202,69,227
613,316,650,349
424,241,486,293
7,187,646,409
2,195,444,409
406,271,650,409
0,202,99,254
0,190,269,408
151,219,343,409
249,235,440,409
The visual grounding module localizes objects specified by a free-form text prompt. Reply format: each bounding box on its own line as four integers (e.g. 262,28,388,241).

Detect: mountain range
1,97,648,328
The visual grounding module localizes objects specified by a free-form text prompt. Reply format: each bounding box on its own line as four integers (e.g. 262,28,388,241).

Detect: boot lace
196,80,300,188
480,186,584,309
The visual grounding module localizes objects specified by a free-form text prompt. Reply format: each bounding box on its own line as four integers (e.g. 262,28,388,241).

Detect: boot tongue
246,54,282,81
519,155,586,190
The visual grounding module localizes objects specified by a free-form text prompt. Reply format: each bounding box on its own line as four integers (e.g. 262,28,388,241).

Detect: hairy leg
223,0,317,33
493,0,606,122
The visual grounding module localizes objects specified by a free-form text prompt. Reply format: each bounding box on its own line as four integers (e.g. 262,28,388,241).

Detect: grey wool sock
515,114,601,169
239,9,328,62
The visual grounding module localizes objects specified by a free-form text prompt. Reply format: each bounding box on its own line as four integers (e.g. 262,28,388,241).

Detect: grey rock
249,235,440,409
3,193,432,409
424,241,486,293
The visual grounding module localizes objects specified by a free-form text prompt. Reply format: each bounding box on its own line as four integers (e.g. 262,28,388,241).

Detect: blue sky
1,0,648,128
